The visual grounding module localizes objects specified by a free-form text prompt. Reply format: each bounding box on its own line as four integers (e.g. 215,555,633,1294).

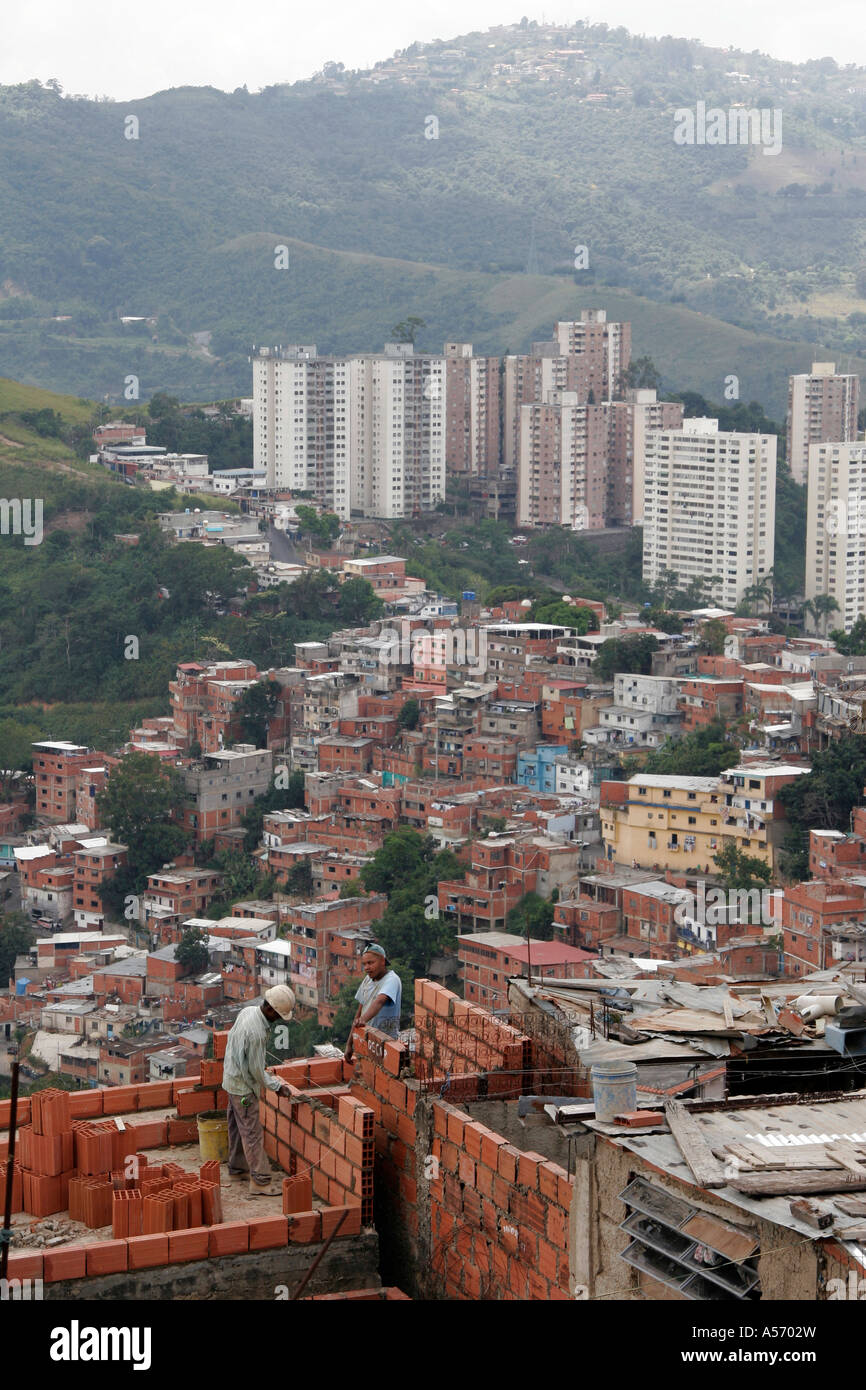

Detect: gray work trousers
226,1092,272,1185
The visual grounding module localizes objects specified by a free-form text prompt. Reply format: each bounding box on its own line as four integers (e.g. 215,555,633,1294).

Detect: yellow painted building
599,766,810,877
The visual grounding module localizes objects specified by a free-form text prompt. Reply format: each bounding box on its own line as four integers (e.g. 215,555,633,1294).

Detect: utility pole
0,1044,20,1282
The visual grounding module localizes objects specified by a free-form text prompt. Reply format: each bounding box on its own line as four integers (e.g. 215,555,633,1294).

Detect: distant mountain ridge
1,19,866,410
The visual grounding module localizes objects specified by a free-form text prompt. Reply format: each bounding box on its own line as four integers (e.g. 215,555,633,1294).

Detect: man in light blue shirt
344,945,402,1061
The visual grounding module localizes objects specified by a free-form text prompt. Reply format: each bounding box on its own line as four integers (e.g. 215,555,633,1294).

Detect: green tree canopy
236,678,282,747
635,721,738,778
96,751,187,887
397,698,420,731
593,633,659,682
0,910,34,985
337,576,383,625
506,891,555,942
778,735,866,880
175,924,209,977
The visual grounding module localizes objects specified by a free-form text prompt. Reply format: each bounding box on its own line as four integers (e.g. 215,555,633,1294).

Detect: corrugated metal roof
596,1094,866,1246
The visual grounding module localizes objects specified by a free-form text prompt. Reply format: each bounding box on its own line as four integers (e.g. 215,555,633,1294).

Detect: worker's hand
279,1084,294,1099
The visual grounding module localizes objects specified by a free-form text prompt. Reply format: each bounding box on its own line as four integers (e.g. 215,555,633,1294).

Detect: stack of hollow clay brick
2,1052,376,1288
113,1160,224,1236
16,1088,76,1218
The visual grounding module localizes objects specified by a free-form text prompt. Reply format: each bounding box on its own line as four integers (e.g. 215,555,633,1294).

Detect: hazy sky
3,1,864,101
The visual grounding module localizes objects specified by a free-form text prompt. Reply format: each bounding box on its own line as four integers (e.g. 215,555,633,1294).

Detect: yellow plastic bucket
197,1109,229,1163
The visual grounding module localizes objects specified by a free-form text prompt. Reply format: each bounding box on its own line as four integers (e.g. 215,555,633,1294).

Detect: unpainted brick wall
414,980,532,1090
347,981,577,1299
261,1057,374,1225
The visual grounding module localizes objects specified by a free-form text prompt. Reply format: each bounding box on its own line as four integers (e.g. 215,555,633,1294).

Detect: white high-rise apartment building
642,417,776,609
786,362,859,487
252,346,351,520
253,343,445,520
806,442,866,633
348,344,445,520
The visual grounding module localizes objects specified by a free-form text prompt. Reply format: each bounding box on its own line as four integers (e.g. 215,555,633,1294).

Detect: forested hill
2,20,866,410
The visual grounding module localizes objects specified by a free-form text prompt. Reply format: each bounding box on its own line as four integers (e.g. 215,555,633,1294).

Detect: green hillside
2,20,866,411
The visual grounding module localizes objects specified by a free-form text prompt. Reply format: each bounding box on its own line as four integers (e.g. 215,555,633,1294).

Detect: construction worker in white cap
223,985,296,1197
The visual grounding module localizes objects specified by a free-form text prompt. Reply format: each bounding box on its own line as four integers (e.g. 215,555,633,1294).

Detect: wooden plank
835,1196,866,1217
789,1199,834,1230
731,1170,866,1197
665,1100,727,1188
723,1000,734,1028
761,994,778,1027
717,1142,843,1172
828,1143,866,1177
681,1211,758,1260
720,1142,764,1170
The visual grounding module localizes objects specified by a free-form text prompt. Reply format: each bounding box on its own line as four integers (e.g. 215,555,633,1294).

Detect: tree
294,505,341,549
805,593,840,636
779,736,866,877
698,618,728,656
830,615,866,655
175,925,210,977
712,840,772,923
397,698,420,731
236,678,282,747
97,752,187,886
339,879,366,899
209,848,265,904
358,829,465,981
531,600,598,632
646,607,683,635
0,911,34,986
739,576,773,617
507,892,555,942
331,978,363,1042
619,356,661,392
284,860,314,897
649,567,680,609
0,718,39,797
640,721,738,777
240,769,305,852
337,576,383,624
593,633,658,682
391,316,426,345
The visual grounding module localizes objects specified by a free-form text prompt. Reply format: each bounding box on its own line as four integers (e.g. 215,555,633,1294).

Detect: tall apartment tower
554,309,631,402
603,390,685,526
504,312,631,476
252,345,351,519
517,391,608,530
642,417,776,609
787,362,859,487
443,342,501,476
348,344,445,520
806,441,866,633
504,342,569,471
